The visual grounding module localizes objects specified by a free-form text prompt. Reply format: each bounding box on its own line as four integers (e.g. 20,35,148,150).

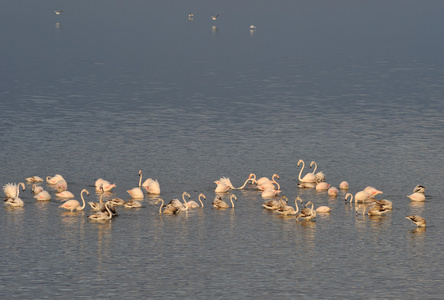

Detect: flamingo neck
298,161,305,181
198,194,204,207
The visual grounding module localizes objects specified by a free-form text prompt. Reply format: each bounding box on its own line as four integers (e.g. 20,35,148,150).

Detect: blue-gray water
1,1,444,298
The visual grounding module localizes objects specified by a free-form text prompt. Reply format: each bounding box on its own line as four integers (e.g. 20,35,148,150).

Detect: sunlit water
1,1,444,298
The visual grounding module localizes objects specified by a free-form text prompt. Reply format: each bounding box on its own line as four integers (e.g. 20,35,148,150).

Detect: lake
1,1,444,298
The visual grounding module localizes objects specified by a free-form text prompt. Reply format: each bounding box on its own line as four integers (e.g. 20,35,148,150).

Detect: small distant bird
405,215,426,228
249,25,256,30
211,14,219,21
54,10,63,15
188,13,194,21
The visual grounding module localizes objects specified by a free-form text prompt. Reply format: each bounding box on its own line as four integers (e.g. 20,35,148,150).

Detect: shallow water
1,1,444,298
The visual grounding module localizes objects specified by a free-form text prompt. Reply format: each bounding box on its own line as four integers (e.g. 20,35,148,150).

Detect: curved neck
310,161,317,174
236,178,251,189
230,196,236,208
157,199,164,214
198,194,205,207
295,197,302,213
345,193,353,203
271,175,280,190
298,160,305,181
105,204,112,219
80,189,88,210
16,183,24,197
182,193,189,210
138,170,142,187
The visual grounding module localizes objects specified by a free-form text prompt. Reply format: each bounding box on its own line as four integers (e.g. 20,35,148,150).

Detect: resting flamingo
327,186,339,196
413,185,425,194
95,179,116,192
256,174,280,190
405,215,426,228
407,192,425,202
46,174,64,185
5,197,24,207
339,181,349,190
34,190,51,201
32,184,44,194
56,191,75,199
261,188,281,198
214,180,230,193
55,179,68,192
315,182,331,191
26,176,44,183
59,189,89,211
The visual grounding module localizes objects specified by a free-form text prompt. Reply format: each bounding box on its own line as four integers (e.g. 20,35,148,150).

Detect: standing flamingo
59,189,89,211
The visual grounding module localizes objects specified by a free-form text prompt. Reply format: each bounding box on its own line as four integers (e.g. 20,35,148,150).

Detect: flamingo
316,205,332,213
89,186,105,211
298,182,317,188
46,174,64,185
375,199,393,210
156,198,180,214
298,159,316,183
214,180,230,193
124,200,142,208
55,179,68,192
295,201,316,221
261,188,281,198
327,186,339,196
405,215,426,228
59,189,89,211
339,181,349,190
5,197,24,207
3,182,25,198
88,203,113,221
363,186,383,198
354,190,373,202
407,192,425,202
276,197,303,215
413,185,425,194
108,198,126,206
255,174,280,189
310,161,325,182
262,196,288,210
26,176,44,183
139,170,161,194
365,203,390,216
212,194,236,209
34,190,51,201
315,182,331,191
95,179,116,192
55,191,75,199
185,193,206,209
32,184,44,194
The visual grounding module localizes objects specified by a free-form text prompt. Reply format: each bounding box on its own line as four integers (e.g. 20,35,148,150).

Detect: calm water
1,1,444,298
